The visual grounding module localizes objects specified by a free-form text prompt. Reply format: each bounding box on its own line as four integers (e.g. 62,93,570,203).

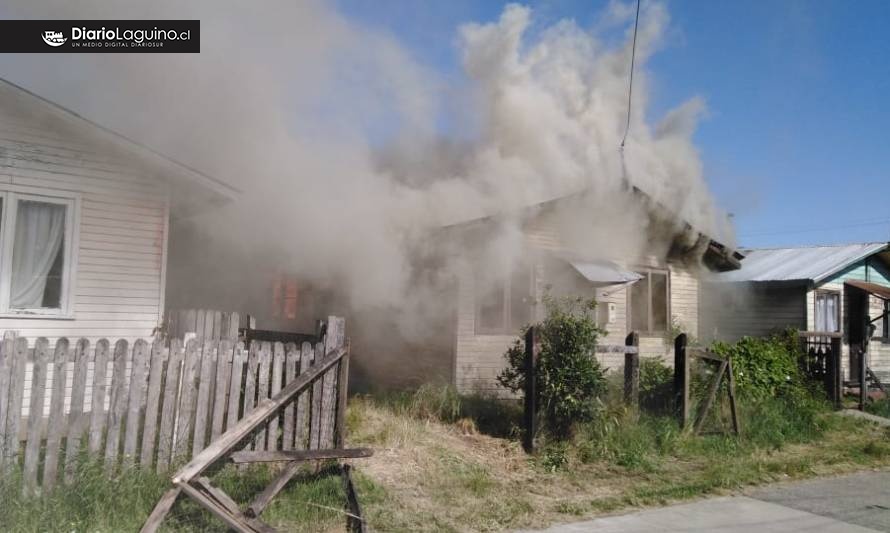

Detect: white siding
453,256,706,393
0,87,169,345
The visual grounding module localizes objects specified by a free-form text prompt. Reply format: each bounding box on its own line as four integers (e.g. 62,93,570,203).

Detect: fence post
523,327,539,453
674,333,689,429
624,332,640,410
860,314,869,411
831,336,842,409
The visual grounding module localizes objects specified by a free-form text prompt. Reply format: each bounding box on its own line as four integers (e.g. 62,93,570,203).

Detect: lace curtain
10,200,66,309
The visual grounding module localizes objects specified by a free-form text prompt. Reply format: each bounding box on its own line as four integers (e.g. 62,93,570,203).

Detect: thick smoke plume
1,1,732,337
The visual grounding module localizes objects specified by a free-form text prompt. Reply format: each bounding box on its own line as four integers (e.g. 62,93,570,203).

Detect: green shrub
639,357,673,414
499,294,607,438
710,331,805,401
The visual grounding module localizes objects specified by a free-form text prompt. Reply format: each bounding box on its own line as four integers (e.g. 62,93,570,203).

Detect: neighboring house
428,187,743,396
0,78,237,343
702,242,890,381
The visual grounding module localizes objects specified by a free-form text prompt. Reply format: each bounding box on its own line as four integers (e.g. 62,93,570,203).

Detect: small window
815,290,840,333
0,192,77,315
475,265,532,334
629,270,669,333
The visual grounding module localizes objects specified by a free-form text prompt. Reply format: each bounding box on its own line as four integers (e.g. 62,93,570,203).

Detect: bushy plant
639,357,673,414
499,294,607,438
710,331,805,401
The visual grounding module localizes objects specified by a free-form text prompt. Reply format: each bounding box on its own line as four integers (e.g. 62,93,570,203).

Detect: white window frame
0,187,80,318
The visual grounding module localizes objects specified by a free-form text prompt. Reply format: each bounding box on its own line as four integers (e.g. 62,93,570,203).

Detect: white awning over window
566,260,643,286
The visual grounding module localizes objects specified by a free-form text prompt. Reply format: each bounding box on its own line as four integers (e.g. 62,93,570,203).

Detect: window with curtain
630,269,669,333
815,291,840,333
0,192,75,314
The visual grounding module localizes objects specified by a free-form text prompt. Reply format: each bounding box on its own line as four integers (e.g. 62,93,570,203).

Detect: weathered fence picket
156,339,183,472
42,338,70,490
0,315,348,495
23,338,50,493
64,339,90,481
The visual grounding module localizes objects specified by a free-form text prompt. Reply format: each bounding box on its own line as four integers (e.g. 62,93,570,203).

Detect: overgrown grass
345,382,890,531
0,459,366,532
4,383,890,532
865,397,890,419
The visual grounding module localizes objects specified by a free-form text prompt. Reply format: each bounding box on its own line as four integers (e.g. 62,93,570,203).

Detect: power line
739,217,890,238
620,0,641,149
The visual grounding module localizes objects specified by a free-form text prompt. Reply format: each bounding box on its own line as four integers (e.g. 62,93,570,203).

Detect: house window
815,290,840,333
0,191,77,316
475,266,532,334
629,269,669,333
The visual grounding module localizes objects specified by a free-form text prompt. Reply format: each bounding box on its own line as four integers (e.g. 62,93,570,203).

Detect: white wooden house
0,78,237,343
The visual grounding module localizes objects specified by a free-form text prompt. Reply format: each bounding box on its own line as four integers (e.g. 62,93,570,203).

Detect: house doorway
847,287,867,381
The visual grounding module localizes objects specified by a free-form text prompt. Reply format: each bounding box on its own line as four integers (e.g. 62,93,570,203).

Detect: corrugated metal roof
714,243,889,283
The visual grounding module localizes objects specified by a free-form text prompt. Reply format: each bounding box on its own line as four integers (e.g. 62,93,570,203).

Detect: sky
335,0,890,249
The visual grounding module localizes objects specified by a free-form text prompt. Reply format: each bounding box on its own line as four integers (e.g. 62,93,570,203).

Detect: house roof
714,242,890,284
439,183,744,272
0,77,240,208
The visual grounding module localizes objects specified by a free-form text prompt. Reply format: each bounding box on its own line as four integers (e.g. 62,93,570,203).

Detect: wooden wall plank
269,343,285,451
295,342,312,450
309,342,324,450
23,338,51,493
226,343,246,435
64,339,90,481
42,338,71,491
192,341,218,456
87,339,111,455
4,338,28,466
104,339,130,472
140,339,166,469
254,343,272,451
282,344,297,451
173,339,200,464
240,342,259,453
211,340,234,441
156,339,183,472
123,339,150,467
319,317,345,449
0,335,14,468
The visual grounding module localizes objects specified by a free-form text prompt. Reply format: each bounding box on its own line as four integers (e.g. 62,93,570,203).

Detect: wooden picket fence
0,317,348,495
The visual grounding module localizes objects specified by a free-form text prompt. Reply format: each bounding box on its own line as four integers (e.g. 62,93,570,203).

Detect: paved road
524,470,890,532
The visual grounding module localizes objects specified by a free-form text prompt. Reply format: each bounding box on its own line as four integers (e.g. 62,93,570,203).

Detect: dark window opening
629,270,669,333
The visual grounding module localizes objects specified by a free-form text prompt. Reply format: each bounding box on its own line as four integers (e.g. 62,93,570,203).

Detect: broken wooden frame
142,322,371,533
674,334,740,436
